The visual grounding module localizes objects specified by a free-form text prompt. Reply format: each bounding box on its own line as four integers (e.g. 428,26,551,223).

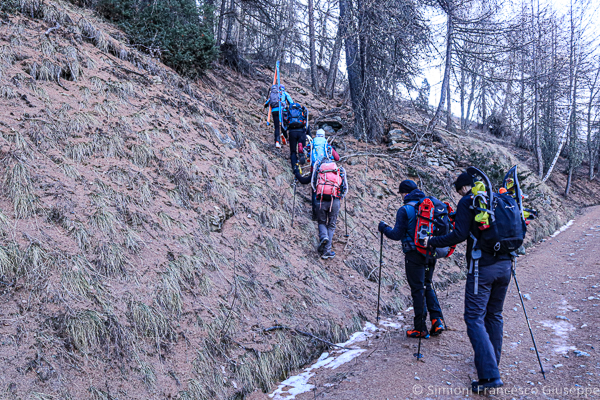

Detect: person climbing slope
377,180,445,339
294,157,347,259
296,129,340,220
264,84,293,148
423,171,513,394
283,102,310,168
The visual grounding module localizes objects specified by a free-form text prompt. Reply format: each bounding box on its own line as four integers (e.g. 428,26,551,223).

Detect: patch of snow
269,321,397,399
551,220,574,238
541,320,576,354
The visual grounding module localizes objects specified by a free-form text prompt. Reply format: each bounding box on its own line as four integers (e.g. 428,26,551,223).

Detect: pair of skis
266,61,287,145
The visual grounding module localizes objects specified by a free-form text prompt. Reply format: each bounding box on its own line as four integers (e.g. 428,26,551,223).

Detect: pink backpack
316,162,342,199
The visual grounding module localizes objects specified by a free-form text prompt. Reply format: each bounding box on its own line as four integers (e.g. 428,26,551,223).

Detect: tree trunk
460,59,465,129
465,70,477,130
339,0,364,136
308,0,319,93
216,0,227,45
426,3,453,135
225,0,235,44
446,74,453,131
325,19,343,99
533,2,544,178
480,65,487,126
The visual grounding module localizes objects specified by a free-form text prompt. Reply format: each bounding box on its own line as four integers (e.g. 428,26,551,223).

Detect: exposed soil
263,206,600,400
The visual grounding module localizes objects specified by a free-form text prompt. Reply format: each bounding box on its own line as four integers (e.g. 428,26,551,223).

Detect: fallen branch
263,325,355,350
44,23,61,36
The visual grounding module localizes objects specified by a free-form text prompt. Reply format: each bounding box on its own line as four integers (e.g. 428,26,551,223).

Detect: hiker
294,158,347,259
283,103,310,168
264,84,293,148
300,129,340,166
424,171,510,393
378,180,445,339
296,129,340,220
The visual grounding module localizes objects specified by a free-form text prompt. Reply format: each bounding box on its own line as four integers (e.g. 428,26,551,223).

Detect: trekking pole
512,255,546,379
344,197,349,238
376,232,384,323
291,179,297,227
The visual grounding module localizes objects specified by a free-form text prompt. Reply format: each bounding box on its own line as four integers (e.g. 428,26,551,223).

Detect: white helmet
316,129,325,137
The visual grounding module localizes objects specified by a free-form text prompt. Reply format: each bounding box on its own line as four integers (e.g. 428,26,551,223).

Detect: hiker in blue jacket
424,171,510,394
264,85,293,148
378,180,445,339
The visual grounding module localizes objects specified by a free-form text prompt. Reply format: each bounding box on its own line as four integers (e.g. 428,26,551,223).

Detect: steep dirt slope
0,1,597,399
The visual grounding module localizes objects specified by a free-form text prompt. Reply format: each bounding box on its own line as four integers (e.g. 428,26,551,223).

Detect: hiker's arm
294,170,311,185
285,92,293,105
383,207,408,241
331,148,340,161
429,196,471,248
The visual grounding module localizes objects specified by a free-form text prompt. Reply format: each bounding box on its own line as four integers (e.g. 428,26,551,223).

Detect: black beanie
399,179,418,194
454,172,473,192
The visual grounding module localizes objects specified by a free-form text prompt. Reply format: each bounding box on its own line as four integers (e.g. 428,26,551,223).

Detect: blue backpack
284,103,307,129
310,136,329,165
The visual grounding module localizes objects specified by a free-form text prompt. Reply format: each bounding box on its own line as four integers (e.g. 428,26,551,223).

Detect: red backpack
315,161,342,199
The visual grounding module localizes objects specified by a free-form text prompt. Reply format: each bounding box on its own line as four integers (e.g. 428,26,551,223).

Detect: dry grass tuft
93,243,127,277
66,310,107,354
129,300,175,346
129,144,154,167
2,156,38,218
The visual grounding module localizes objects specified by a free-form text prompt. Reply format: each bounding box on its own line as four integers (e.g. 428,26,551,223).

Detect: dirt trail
261,206,600,400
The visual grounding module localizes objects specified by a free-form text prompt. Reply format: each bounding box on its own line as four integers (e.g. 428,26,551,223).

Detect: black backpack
477,193,526,254
284,103,307,129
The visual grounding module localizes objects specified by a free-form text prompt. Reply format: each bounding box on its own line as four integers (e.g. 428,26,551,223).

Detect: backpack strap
469,232,482,295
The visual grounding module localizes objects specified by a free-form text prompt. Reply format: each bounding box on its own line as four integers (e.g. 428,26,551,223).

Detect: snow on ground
551,220,575,237
269,320,403,399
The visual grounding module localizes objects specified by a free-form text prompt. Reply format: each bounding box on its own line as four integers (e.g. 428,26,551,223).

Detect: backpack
269,84,281,107
476,193,526,255
404,197,455,258
315,161,343,200
310,136,329,165
283,103,307,129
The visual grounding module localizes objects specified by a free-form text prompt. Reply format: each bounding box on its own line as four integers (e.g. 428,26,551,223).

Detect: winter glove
378,221,387,233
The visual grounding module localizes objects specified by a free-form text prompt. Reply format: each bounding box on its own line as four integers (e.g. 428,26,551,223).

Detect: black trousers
272,111,281,144
464,259,511,380
288,128,307,167
405,252,443,331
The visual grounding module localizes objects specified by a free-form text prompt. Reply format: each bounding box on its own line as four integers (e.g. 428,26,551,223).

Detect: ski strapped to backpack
467,166,527,294
406,197,456,259
502,165,538,225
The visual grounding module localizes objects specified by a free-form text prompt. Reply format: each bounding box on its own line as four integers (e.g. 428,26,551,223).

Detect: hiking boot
322,250,335,259
318,238,329,254
406,329,430,339
471,378,504,394
275,142,281,149
430,318,445,336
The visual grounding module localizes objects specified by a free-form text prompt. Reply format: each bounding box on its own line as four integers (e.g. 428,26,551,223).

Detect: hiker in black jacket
424,172,509,394
288,124,309,169
378,180,445,339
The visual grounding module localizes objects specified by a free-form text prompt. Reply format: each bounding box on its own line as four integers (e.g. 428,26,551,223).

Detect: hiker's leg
272,111,280,143
405,255,426,331
484,260,511,366
425,259,443,320
311,190,317,220
464,265,499,380
325,198,340,251
316,201,329,242
289,130,300,166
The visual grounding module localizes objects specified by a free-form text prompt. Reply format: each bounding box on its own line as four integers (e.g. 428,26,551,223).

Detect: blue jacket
383,189,425,253
429,194,511,267
265,91,293,112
